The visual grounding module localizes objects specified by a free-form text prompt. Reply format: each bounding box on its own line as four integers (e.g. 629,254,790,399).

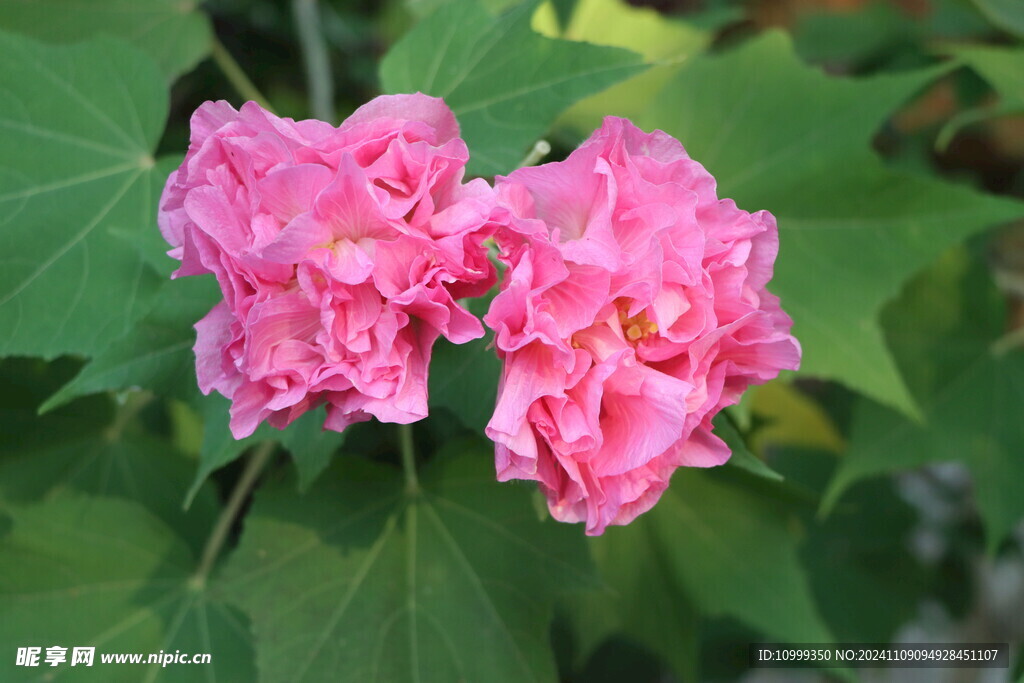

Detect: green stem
292,0,336,122
191,441,275,588
210,36,274,112
516,139,551,169
399,424,419,494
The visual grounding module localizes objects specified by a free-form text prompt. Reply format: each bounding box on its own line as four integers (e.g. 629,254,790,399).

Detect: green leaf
640,31,1024,418
550,0,578,31
428,297,501,435
188,395,345,503
647,469,833,644
968,0,1024,37
772,447,929,643
798,4,907,62
40,276,220,413
822,247,1024,552
1,363,220,555
714,411,784,482
128,155,188,278
0,496,255,682
220,439,596,683
0,31,171,359
746,381,847,455
0,357,115,455
429,335,500,435
0,0,212,80
533,0,710,133
279,407,346,491
380,0,647,175
938,44,1024,148
562,521,698,682
564,466,830,680
0,431,219,558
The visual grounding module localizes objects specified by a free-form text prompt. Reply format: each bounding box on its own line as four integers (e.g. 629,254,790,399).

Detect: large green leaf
533,0,710,132
792,2,920,68
790,0,991,68
220,439,596,683
0,496,255,682
563,466,830,681
0,357,115,456
771,447,929,643
18,256,346,500
646,469,833,645
380,0,646,175
562,519,698,682
0,32,170,359
23,268,341,498
968,0,1024,37
40,277,220,413
0,0,212,80
822,248,1024,552
0,357,220,555
0,360,250,679
640,31,1024,418
0,430,219,558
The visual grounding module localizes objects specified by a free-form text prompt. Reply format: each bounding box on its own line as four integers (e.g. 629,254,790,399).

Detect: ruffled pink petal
342,93,461,146
258,163,334,223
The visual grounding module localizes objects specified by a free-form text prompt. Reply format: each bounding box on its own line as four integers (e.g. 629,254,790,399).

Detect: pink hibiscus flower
159,94,496,438
485,117,801,535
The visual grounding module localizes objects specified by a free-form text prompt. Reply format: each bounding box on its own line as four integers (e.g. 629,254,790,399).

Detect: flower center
616,300,657,344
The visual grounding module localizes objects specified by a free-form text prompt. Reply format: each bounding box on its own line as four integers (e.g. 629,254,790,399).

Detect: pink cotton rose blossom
485,117,801,536
158,94,497,438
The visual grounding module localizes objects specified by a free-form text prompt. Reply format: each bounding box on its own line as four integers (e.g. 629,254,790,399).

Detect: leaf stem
191,441,275,588
399,423,419,494
210,36,274,112
292,0,336,122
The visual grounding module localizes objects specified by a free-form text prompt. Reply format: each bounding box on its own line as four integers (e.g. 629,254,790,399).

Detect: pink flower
159,94,496,438
485,117,800,535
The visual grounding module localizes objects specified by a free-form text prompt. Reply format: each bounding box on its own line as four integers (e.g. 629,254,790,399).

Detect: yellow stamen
614,298,660,345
